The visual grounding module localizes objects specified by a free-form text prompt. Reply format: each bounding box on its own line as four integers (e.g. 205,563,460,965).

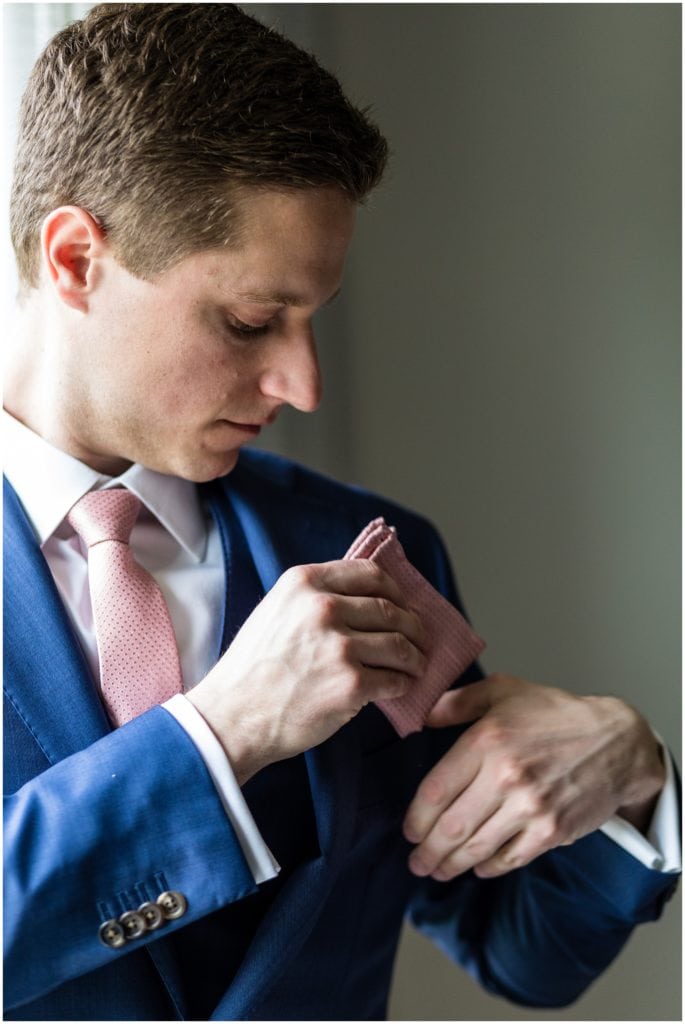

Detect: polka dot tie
67,488,183,727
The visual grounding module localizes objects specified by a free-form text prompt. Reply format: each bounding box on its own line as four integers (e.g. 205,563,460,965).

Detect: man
4,4,679,1020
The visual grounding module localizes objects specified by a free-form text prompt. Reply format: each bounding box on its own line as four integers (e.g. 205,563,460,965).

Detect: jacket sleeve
405,515,680,1007
408,831,679,1007
4,705,259,1011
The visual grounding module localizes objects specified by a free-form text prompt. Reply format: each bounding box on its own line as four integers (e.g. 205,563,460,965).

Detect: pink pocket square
344,518,486,737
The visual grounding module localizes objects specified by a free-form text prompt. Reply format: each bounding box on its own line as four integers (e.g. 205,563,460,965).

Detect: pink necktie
345,517,486,737
67,489,183,727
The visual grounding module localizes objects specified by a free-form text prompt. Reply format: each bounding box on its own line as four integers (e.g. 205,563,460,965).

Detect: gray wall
243,4,681,1019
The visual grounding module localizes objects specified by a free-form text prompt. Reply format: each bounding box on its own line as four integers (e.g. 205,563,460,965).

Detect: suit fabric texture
4,448,677,1021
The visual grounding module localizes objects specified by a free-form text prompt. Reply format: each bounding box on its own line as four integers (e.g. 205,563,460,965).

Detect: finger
309,559,409,608
425,678,499,728
474,813,564,879
352,631,427,679
472,833,531,879
402,735,481,843
430,804,523,881
359,666,414,702
407,779,502,878
339,596,428,653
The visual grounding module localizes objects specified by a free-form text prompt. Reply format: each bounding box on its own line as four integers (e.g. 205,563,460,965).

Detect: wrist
186,684,267,787
616,790,662,834
608,699,666,834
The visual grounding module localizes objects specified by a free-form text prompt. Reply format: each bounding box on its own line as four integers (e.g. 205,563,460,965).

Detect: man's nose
260,330,322,413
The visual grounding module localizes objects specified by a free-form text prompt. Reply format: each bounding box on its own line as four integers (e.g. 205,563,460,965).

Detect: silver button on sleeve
119,909,146,940
138,900,164,930
99,919,126,948
156,890,187,920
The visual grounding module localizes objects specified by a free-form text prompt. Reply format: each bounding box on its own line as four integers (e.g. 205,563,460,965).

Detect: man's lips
220,416,279,434
223,420,262,434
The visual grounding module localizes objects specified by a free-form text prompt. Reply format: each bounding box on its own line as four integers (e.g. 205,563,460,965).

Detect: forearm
4,707,257,1011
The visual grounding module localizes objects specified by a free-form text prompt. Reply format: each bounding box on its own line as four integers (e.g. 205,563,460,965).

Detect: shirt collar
2,410,207,562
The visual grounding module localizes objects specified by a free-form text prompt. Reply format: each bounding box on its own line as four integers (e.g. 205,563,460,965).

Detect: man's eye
226,317,271,339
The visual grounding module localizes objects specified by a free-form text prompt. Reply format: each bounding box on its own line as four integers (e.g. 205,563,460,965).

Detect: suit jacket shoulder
224,447,458,597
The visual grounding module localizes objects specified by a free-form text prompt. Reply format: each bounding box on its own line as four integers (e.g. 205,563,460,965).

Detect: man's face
71,187,356,481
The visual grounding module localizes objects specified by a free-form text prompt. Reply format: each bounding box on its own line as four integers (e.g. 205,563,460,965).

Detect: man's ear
40,206,108,312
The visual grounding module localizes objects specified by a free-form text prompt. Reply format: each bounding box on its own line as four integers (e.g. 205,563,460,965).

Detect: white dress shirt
2,410,680,875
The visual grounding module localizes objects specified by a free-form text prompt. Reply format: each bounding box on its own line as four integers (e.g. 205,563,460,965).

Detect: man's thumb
426,678,495,728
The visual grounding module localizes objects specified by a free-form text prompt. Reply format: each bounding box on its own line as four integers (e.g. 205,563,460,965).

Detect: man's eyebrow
236,287,341,308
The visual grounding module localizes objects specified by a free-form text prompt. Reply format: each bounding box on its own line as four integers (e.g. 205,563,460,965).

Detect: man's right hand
187,559,427,784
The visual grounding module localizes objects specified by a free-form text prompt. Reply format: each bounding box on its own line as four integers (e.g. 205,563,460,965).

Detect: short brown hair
10,3,388,289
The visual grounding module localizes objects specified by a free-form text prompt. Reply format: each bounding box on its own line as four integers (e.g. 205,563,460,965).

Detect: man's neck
3,404,133,478
5,300,132,477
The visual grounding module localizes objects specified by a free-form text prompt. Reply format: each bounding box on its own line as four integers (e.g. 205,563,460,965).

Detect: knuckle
312,592,338,626
519,787,549,818
334,633,355,664
472,719,506,750
500,850,527,870
461,837,489,861
285,563,315,590
496,755,527,790
393,632,411,662
535,811,562,847
378,597,396,625
437,813,464,843
418,773,446,807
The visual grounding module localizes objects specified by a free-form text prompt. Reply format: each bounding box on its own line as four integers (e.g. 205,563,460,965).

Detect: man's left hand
403,673,665,881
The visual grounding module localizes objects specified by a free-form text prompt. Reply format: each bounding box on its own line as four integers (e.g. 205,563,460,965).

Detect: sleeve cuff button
119,910,146,940
156,890,188,920
99,919,126,948
139,900,165,930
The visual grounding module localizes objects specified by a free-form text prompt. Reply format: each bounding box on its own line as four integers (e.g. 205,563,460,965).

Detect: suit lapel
204,467,363,1019
3,477,111,768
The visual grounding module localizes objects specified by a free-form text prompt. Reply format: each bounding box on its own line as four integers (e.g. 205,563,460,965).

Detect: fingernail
403,823,419,843
431,869,449,882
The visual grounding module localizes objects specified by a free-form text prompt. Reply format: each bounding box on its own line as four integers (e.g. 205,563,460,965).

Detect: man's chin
178,446,242,483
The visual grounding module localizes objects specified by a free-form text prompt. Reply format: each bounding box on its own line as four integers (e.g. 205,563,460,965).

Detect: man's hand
402,673,666,881
188,560,427,784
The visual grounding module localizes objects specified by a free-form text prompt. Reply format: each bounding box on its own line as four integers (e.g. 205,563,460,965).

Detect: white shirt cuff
162,693,281,884
600,735,681,873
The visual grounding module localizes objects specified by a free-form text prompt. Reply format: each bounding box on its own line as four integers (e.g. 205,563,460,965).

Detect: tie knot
67,489,141,548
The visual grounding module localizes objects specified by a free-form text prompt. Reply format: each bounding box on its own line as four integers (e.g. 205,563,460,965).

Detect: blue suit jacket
4,449,678,1020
